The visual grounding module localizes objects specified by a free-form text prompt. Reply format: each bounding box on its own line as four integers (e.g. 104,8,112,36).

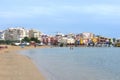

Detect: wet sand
0,45,47,80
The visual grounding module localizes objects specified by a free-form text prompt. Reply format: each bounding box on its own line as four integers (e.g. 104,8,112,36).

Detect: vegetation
22,37,30,42
0,40,19,45
30,37,40,43
22,37,41,43
60,43,64,47
0,37,41,45
112,38,116,42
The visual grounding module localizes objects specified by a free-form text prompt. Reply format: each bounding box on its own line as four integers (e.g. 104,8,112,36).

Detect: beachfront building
76,34,82,39
57,35,75,46
97,36,107,43
49,37,58,45
56,32,65,37
81,32,95,44
66,33,75,45
29,29,42,41
41,34,48,44
67,33,75,38
82,32,94,39
67,38,75,45
54,32,64,43
58,37,67,44
4,27,29,41
0,31,5,40
75,33,83,45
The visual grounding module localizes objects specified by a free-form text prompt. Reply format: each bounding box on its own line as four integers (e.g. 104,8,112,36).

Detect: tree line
0,37,41,45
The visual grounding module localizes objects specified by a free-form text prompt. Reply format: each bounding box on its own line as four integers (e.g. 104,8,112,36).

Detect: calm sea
20,47,120,80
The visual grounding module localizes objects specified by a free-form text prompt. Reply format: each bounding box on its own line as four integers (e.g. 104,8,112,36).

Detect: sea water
20,47,120,80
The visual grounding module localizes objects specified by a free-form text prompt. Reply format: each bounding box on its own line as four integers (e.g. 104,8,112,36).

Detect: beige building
4,27,29,41
67,38,75,44
29,29,42,41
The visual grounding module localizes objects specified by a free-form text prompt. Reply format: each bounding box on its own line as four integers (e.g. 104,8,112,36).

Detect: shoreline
0,45,47,80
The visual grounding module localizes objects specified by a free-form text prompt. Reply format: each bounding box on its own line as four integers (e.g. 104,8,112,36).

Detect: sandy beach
0,45,46,80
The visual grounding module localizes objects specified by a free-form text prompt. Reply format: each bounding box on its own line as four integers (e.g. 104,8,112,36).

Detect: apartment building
4,27,29,41
29,29,42,41
82,32,95,39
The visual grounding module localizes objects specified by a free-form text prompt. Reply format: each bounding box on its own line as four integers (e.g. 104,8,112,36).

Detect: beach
0,45,46,80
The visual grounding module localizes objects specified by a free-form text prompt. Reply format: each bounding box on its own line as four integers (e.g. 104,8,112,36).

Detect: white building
0,31,5,40
56,32,65,37
4,27,29,41
82,32,94,39
58,37,75,44
67,38,75,44
58,37,67,44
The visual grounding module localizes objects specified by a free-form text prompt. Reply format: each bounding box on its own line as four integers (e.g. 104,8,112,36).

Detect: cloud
62,4,120,16
0,4,120,18
0,4,60,18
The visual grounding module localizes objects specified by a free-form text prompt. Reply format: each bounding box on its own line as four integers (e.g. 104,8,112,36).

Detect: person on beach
34,44,37,48
70,46,73,50
20,44,25,48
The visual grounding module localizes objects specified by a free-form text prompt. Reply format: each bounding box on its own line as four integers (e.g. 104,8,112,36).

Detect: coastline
0,45,47,80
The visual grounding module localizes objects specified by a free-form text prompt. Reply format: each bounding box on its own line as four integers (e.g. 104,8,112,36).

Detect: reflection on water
20,47,120,80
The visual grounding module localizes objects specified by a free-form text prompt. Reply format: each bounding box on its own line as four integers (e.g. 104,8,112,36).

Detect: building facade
29,29,42,41
82,32,95,39
4,27,29,41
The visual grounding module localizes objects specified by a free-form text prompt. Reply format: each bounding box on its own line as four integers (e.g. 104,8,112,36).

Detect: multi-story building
82,32,95,39
0,31,5,40
29,29,42,41
4,27,29,41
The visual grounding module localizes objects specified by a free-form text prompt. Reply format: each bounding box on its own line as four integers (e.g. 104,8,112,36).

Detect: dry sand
0,45,46,80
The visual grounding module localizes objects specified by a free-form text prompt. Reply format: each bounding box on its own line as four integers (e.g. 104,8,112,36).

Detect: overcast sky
0,0,120,38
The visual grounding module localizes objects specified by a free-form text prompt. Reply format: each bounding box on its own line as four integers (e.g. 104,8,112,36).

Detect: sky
0,0,120,38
